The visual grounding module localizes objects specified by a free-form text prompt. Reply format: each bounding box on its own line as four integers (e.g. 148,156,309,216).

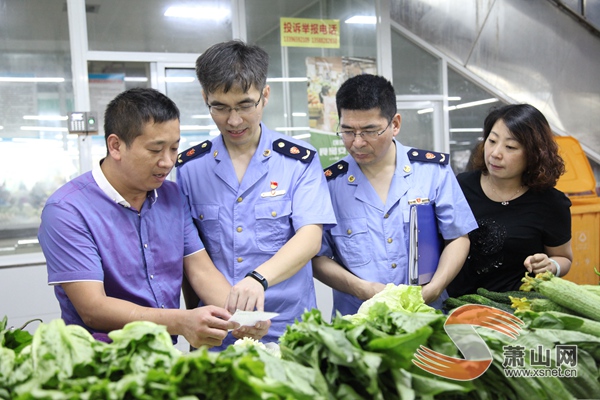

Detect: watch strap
245,270,268,291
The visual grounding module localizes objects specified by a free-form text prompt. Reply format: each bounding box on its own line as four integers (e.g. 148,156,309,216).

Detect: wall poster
306,56,377,167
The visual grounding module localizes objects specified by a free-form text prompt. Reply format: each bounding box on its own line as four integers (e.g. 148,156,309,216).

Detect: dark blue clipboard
408,203,443,285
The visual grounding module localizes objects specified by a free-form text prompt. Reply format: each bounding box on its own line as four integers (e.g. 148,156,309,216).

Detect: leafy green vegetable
1,316,331,399
280,304,472,399
344,284,436,325
0,316,34,355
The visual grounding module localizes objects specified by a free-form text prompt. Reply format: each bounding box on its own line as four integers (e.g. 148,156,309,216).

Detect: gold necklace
487,177,522,206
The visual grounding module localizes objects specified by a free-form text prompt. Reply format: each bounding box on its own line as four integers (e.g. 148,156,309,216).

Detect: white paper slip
228,310,279,327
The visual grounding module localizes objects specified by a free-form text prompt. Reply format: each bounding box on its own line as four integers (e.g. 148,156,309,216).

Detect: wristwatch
245,270,268,291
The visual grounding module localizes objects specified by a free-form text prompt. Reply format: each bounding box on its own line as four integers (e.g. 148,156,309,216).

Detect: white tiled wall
0,264,59,333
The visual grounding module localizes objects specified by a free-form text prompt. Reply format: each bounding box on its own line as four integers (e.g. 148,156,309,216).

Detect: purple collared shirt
39,167,203,335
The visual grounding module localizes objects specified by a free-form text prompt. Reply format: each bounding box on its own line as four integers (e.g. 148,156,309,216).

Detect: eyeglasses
336,119,393,142
206,91,263,117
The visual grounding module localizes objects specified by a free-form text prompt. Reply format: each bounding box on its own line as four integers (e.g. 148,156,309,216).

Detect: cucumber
456,294,514,313
476,288,547,304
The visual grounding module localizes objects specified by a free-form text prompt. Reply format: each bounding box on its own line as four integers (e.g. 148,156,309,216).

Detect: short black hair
336,74,397,121
196,40,269,94
104,87,180,148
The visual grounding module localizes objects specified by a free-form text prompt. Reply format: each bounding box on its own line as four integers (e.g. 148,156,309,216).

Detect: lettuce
344,284,436,325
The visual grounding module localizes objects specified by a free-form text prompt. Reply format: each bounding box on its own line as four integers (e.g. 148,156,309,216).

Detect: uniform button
161,304,165,308
150,275,154,279
237,197,243,203
237,257,243,262
387,238,393,243
237,226,243,232
271,211,277,217
144,243,148,248
384,213,389,219
199,214,204,220
347,229,352,235
391,263,397,268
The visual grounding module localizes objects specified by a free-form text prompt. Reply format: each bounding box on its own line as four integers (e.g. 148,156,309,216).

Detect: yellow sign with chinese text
280,17,340,48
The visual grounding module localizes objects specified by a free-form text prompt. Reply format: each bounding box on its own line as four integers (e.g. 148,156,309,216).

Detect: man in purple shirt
38,88,267,348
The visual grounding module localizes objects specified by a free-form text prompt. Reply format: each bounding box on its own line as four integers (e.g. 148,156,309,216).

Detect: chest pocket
255,200,293,252
330,217,371,267
192,204,222,254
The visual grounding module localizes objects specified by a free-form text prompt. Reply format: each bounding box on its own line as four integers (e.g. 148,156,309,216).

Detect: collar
213,122,270,161
92,159,158,208
394,139,413,176
345,139,409,183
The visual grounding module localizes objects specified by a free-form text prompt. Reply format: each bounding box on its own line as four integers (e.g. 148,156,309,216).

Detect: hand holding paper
229,310,276,341
228,310,278,327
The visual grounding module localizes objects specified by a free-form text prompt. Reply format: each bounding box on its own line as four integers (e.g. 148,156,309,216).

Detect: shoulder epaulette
176,140,212,167
323,160,349,181
407,148,449,165
272,138,315,163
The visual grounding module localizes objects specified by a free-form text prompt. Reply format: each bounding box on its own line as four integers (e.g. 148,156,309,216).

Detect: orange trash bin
555,136,600,285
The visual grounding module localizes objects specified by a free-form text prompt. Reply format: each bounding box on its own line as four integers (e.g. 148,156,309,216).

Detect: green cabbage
345,284,437,325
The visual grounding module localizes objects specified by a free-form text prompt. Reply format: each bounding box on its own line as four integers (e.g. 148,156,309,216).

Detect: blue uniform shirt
320,140,477,315
39,165,203,336
176,123,336,346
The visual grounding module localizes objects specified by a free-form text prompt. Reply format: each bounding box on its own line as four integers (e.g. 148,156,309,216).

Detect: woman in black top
448,104,572,297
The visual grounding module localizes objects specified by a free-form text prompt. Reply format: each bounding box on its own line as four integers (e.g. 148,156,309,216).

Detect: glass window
396,102,438,151
447,67,507,174
562,0,583,13
86,61,151,167
391,29,442,95
585,0,600,30
86,0,232,53
163,68,215,154
246,0,378,144
0,0,74,256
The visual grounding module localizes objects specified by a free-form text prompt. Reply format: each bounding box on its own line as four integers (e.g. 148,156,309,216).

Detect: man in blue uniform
313,74,477,315
176,40,336,346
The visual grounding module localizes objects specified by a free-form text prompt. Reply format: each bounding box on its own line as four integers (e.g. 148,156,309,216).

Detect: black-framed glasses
336,119,393,142
207,91,263,116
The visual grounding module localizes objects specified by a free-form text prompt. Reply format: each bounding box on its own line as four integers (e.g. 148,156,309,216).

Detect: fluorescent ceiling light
450,98,498,110
124,77,148,82
418,98,498,114
450,128,483,133
0,77,65,83
448,96,462,101
191,115,213,119
0,126,3,130
23,115,68,121
345,16,376,24
164,6,230,21
292,112,307,117
21,126,68,132
267,77,309,83
164,77,195,83
418,108,434,115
